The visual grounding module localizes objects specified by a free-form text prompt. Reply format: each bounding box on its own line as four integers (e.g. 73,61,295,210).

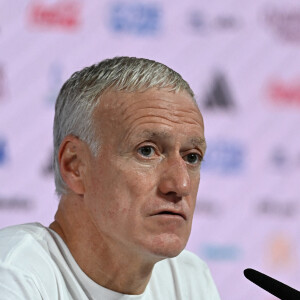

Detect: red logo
28,1,81,30
268,80,300,106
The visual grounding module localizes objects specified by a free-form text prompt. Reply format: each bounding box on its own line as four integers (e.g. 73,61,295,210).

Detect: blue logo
202,140,244,173
0,138,7,166
200,244,241,261
109,3,161,35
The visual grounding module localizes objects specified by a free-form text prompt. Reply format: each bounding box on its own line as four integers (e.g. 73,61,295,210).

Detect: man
0,57,220,299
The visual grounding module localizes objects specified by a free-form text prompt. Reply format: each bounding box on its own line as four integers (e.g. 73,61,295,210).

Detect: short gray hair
53,56,195,196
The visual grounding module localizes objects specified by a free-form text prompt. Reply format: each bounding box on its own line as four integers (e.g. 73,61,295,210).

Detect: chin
146,233,188,259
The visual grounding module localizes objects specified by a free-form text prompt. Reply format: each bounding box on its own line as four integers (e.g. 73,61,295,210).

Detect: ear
58,135,87,195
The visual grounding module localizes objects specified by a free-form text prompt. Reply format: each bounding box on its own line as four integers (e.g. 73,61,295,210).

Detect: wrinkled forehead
97,88,201,117
93,88,204,143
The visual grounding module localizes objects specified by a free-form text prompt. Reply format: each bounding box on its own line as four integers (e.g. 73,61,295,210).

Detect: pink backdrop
1,1,300,299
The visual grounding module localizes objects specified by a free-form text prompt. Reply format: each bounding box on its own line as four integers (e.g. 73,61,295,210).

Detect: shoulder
0,223,59,298
0,223,86,299
0,223,52,264
0,222,48,241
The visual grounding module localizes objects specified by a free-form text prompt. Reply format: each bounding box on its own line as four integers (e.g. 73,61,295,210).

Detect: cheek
93,163,157,213
189,173,200,205
84,159,119,213
192,174,200,193
119,158,158,191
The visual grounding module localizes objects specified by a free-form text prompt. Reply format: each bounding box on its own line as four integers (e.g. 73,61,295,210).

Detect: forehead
95,88,205,146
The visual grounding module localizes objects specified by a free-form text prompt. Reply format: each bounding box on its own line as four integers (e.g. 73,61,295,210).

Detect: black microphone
244,268,300,300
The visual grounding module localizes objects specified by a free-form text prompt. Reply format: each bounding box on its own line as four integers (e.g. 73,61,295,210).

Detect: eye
184,153,202,165
137,146,156,158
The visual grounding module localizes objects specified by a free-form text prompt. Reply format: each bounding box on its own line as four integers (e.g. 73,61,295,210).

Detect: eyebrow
190,137,207,152
136,130,207,152
137,130,172,140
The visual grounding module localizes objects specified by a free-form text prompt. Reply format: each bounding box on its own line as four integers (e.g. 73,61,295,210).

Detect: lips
151,209,186,220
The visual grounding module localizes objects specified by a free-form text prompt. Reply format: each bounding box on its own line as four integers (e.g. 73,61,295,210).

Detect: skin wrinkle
122,105,201,127
126,111,201,128
122,118,204,154
121,101,204,149
122,106,171,123
97,91,203,145
115,89,199,122
126,130,206,160
122,100,199,125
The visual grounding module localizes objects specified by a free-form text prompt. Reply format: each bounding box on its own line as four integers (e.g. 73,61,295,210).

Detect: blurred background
1,0,300,299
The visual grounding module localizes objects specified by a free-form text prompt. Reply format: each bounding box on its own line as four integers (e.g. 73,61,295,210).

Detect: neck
49,195,157,295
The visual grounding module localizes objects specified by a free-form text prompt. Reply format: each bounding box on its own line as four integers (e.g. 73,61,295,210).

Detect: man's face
83,88,206,260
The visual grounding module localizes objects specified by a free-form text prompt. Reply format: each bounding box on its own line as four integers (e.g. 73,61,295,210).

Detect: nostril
165,191,176,196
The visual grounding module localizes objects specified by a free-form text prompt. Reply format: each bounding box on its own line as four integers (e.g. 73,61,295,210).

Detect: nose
158,155,191,200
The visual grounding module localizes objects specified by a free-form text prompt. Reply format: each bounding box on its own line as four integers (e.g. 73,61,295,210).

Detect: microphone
244,268,300,300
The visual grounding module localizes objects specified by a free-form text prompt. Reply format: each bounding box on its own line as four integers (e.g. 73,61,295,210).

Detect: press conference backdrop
1,1,300,299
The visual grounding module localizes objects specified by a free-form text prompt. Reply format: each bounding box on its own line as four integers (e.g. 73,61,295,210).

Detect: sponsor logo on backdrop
194,199,221,216
189,11,240,33
264,7,300,43
27,1,81,30
270,146,288,169
0,196,33,210
199,244,241,261
0,138,7,166
264,233,297,271
201,72,235,110
46,62,63,105
0,65,6,101
267,80,300,107
202,140,244,174
270,146,300,170
42,151,54,176
257,198,298,217
109,2,161,35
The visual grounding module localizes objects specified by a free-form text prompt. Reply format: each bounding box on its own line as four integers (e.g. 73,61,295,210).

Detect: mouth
152,210,186,220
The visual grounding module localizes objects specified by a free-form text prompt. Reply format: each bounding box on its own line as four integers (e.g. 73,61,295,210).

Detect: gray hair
53,56,195,196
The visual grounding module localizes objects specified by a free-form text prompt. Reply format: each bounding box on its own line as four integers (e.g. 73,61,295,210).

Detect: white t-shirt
0,223,220,300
